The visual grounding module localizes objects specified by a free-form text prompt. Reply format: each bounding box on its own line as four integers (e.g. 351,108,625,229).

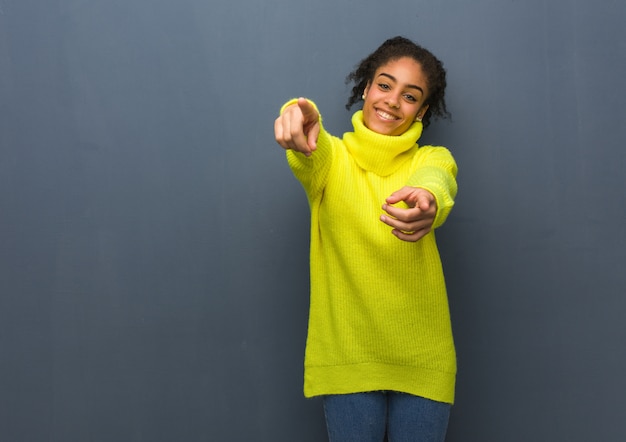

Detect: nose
386,95,400,109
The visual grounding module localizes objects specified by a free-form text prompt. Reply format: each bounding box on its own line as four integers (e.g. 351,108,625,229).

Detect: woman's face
362,57,430,136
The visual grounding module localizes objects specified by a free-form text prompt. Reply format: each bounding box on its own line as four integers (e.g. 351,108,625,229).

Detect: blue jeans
323,392,450,442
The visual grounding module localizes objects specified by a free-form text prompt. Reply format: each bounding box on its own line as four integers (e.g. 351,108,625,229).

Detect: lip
375,108,400,121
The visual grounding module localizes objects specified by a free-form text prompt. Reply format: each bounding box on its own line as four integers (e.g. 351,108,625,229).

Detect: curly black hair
346,36,450,129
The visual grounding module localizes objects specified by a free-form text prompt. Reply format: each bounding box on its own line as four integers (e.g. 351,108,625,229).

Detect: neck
343,111,423,176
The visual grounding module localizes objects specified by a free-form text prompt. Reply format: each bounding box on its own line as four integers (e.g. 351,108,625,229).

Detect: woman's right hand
274,98,320,157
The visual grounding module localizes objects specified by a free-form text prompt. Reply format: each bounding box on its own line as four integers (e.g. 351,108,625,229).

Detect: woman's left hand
380,186,437,242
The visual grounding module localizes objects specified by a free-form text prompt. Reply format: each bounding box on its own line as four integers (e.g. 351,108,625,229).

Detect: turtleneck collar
343,110,423,176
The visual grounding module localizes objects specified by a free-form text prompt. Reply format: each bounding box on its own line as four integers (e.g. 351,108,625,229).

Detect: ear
416,104,429,121
362,82,371,99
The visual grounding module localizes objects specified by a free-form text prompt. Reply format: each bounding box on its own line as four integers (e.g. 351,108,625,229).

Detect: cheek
363,91,375,105
405,104,422,120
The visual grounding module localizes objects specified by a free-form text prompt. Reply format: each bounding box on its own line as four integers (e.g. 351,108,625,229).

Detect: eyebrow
378,73,424,95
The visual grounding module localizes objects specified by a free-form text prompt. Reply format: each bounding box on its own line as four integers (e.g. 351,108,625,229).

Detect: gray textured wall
1,0,625,441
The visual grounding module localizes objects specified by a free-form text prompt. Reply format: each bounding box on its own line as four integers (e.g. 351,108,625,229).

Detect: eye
377,83,391,91
403,94,417,102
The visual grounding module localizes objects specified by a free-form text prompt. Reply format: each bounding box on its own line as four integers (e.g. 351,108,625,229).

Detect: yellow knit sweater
284,100,458,404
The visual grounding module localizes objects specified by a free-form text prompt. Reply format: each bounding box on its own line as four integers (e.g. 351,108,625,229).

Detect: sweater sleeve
406,146,458,229
281,99,335,200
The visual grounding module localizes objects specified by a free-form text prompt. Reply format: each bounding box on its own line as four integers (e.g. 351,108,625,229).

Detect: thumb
416,191,432,210
306,121,320,151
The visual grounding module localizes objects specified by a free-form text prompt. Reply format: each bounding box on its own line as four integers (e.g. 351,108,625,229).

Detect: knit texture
283,100,458,404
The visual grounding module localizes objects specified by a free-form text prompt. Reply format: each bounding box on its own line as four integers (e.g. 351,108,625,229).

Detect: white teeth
376,110,398,120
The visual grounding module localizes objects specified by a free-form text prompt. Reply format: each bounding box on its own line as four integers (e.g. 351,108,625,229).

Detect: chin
364,119,398,135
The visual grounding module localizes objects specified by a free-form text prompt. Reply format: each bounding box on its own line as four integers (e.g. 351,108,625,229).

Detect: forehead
375,57,428,88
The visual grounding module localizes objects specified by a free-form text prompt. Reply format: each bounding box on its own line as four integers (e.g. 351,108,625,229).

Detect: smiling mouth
376,109,400,121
